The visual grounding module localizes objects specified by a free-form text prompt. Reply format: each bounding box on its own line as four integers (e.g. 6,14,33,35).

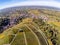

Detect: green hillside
0,7,60,45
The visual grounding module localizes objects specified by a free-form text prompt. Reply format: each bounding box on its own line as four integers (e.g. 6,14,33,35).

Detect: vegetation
0,7,60,45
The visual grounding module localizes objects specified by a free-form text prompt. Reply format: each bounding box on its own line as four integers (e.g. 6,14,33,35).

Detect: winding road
24,23,49,45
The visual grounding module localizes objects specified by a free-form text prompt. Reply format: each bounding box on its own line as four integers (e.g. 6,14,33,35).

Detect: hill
0,6,60,45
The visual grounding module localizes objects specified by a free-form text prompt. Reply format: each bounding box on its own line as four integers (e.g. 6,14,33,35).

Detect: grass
48,21,60,27
28,9,40,16
11,32,25,45
0,35,5,39
48,21,60,32
25,31,39,45
48,39,53,45
0,35,9,45
0,22,25,45
21,25,39,45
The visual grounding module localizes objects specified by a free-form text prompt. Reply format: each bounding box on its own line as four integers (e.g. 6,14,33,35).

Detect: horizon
0,0,60,9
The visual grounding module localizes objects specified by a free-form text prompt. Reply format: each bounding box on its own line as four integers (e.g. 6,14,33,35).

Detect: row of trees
0,17,10,33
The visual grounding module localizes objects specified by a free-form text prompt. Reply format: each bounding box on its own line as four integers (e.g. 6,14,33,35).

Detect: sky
0,0,60,9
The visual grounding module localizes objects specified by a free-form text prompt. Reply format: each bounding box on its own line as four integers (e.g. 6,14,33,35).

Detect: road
23,32,28,45
24,23,49,45
25,24,41,45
